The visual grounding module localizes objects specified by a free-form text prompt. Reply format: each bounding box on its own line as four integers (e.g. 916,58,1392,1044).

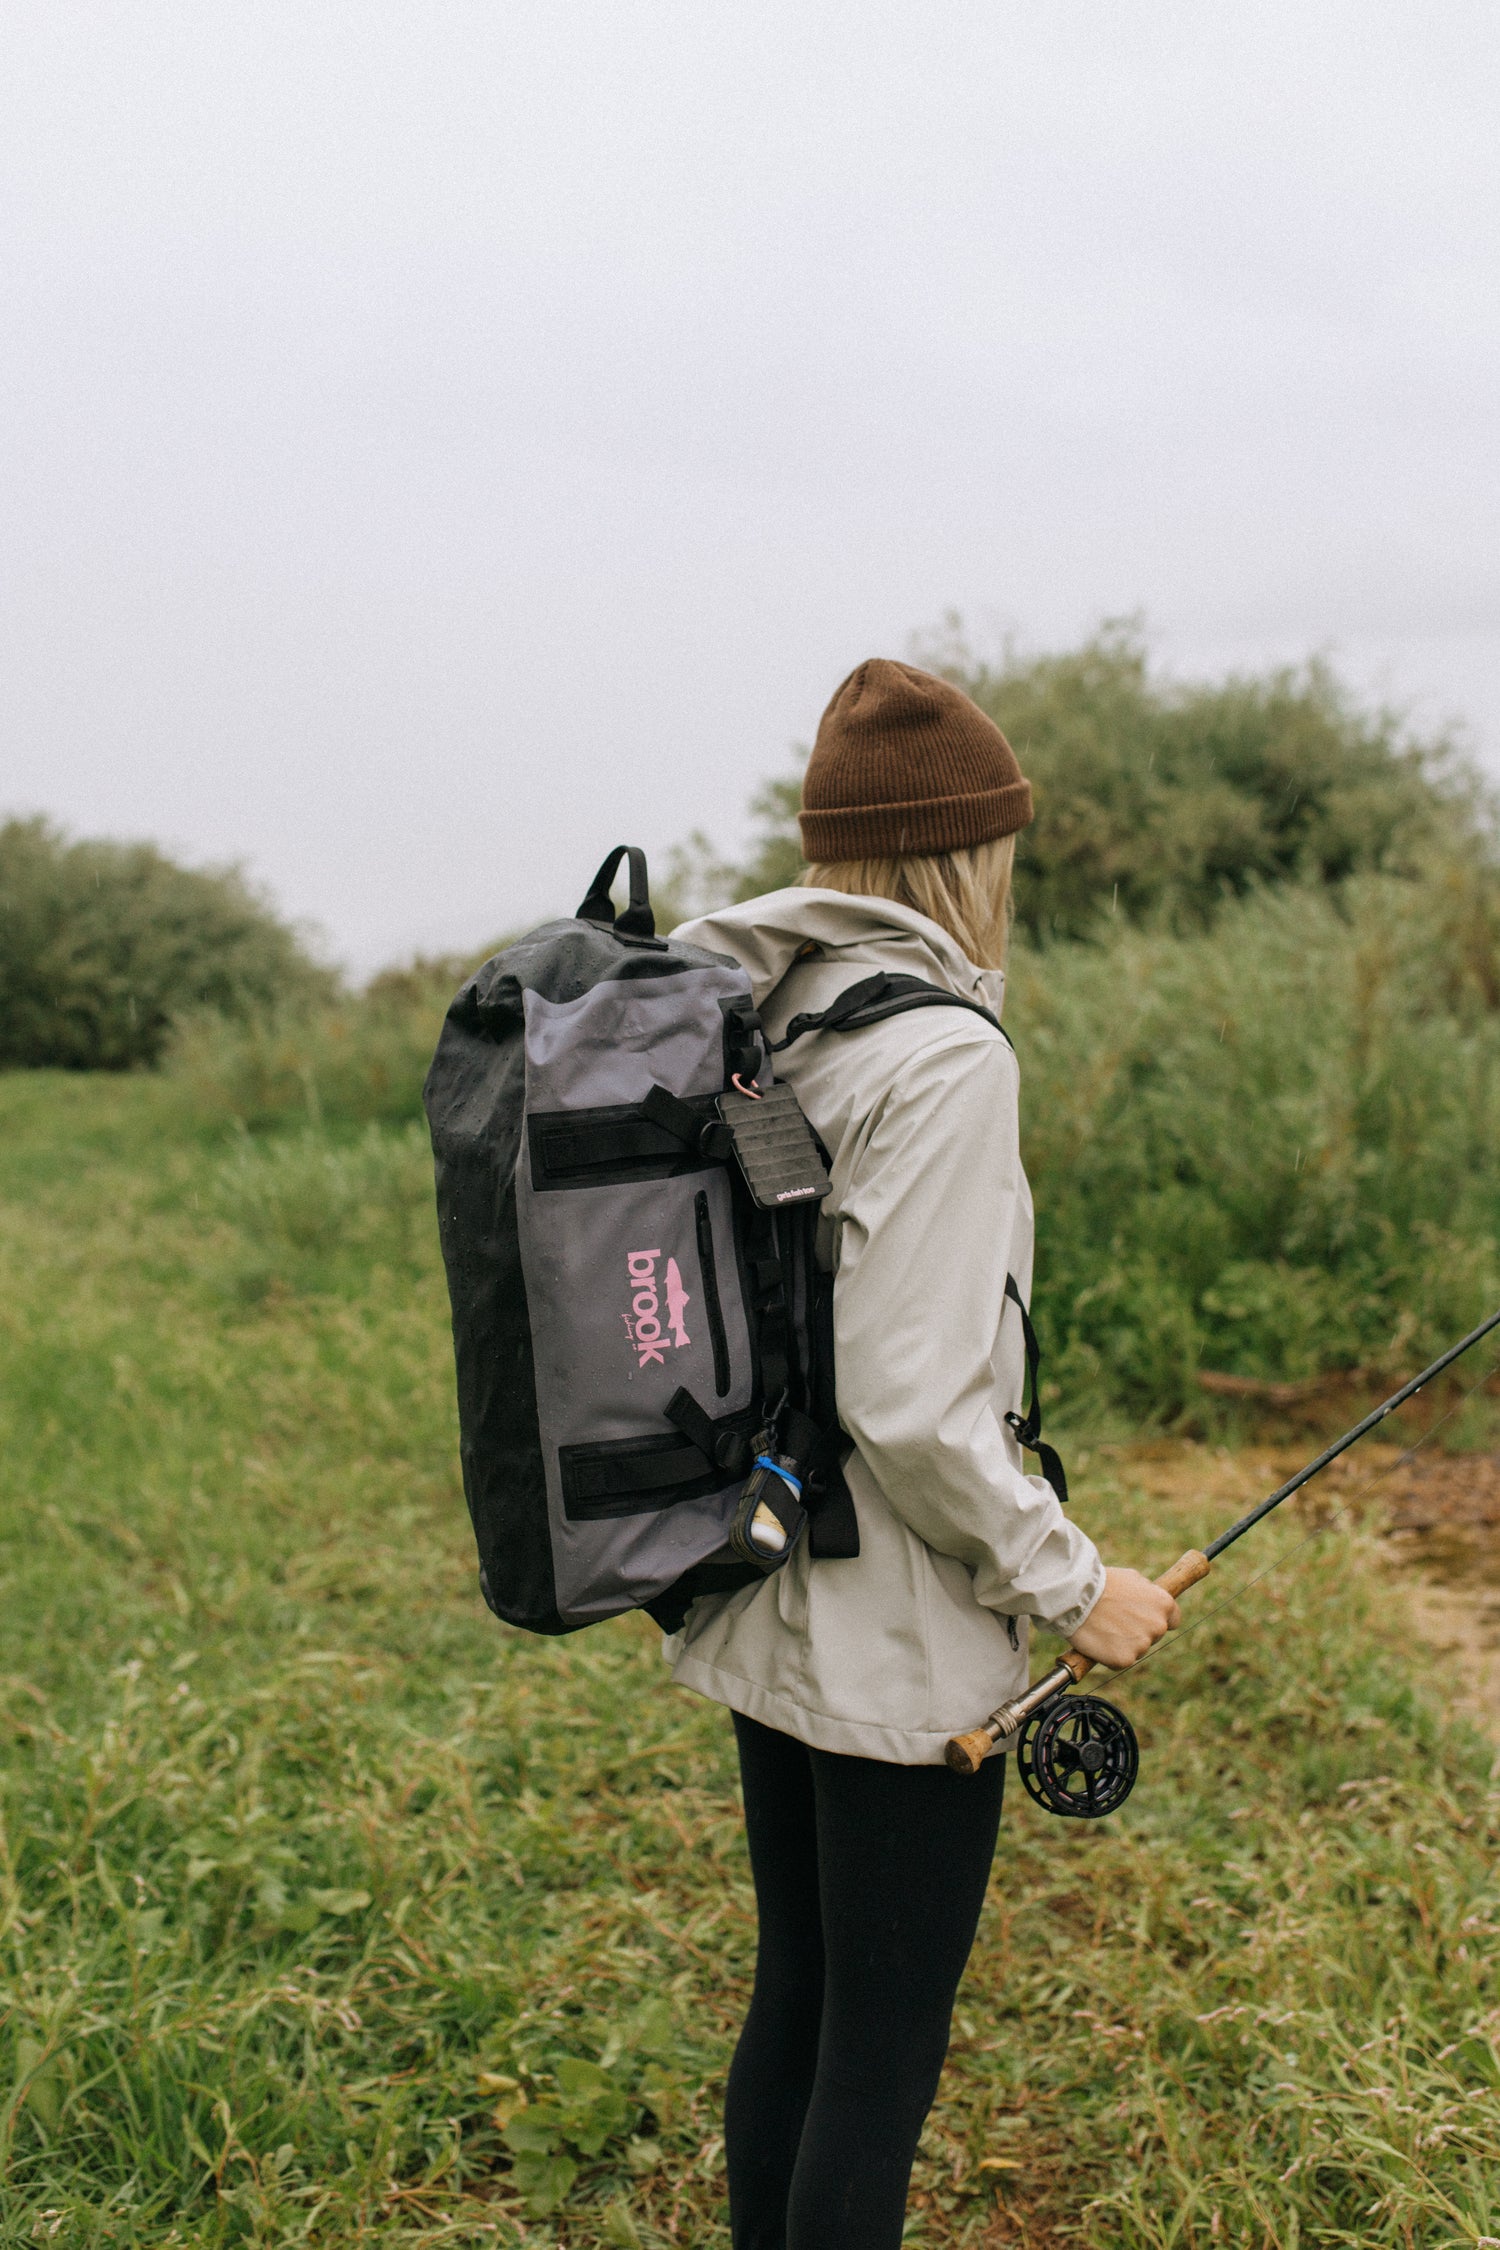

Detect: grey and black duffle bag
424,846,1063,1636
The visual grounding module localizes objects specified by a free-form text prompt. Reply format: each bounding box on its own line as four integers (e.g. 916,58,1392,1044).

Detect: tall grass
1014,873,1500,1418
212,1122,435,1298
0,1070,1497,2245
168,867,1500,1423
167,958,470,1131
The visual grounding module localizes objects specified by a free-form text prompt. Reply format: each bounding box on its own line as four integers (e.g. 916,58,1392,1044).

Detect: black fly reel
1015,1693,1140,1819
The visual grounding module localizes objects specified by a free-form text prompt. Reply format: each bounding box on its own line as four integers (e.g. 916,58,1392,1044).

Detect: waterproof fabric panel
517,973,758,1623
425,914,763,1633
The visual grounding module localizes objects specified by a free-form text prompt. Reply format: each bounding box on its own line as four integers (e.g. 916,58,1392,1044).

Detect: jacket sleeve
828,1029,1106,1635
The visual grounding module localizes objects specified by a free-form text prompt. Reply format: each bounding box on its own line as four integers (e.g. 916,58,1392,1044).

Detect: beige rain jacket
663,888,1106,1764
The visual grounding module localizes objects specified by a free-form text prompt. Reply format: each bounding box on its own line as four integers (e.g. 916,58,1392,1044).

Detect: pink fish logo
624,1246,691,1368
665,1257,691,1349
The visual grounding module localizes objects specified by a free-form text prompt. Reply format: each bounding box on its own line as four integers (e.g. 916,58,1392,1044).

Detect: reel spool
1016,1694,1139,1819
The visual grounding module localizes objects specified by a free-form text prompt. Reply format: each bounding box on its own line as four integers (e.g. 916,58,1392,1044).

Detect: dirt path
1112,1440,1500,1744
1380,1454,1500,1741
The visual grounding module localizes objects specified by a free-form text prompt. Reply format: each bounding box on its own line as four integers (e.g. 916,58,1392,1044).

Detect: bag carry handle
576,846,656,939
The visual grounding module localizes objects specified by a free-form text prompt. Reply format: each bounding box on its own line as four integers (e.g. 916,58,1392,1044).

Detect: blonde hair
799,832,1016,972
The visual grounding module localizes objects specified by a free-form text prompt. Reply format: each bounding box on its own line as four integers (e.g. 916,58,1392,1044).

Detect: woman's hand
1070,1568,1180,1669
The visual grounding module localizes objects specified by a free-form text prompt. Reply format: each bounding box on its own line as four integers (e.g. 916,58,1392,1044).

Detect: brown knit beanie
798,659,1033,862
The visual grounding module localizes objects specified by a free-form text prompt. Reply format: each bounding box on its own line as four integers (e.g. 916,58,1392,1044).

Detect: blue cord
752,1454,802,1500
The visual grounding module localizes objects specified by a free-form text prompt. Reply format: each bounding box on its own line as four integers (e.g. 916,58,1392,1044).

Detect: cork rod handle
944,1723,1017,1777
1156,1545,1214,1597
944,1549,1211,1776
1056,1547,1211,1688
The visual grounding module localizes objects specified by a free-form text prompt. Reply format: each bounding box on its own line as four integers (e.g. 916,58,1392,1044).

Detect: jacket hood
672,886,1005,1022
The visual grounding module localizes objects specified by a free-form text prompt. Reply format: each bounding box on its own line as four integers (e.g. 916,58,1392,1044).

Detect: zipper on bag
694,1190,732,1398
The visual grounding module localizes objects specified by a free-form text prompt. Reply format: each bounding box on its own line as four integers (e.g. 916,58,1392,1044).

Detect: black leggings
725,1711,1005,2250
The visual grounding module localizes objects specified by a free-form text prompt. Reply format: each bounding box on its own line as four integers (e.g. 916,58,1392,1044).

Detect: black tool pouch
728,1404,823,1567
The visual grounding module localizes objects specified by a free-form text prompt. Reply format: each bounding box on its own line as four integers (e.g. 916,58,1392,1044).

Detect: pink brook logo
624,1248,691,1368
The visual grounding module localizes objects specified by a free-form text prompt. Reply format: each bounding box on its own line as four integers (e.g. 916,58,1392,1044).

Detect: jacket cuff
1038,1549,1108,1639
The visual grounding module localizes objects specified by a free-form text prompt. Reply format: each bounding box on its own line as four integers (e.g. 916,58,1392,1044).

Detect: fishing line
1107,1339,1500,1689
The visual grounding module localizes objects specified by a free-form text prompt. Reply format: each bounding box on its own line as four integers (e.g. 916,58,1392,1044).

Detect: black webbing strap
801,1261,858,1558
741,1202,791,1414
804,1424,859,1558
640,1082,733,1161
533,1115,682,1178
771,972,1013,1053
721,996,767,1086
563,1441,715,1505
664,1386,755,1479
737,1406,817,1548
1003,1273,1069,1506
575,845,657,940
558,1415,756,1518
639,1083,702,1145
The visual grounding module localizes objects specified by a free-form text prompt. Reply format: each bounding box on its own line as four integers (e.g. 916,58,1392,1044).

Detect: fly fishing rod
944,1305,1500,1813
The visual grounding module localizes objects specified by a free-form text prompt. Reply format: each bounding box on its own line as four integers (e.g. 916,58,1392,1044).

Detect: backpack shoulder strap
1002,1273,1069,1506
770,970,1013,1053
769,971,1060,1501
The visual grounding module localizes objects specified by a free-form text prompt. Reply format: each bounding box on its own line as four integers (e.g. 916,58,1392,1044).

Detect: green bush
666,627,1488,942
0,816,333,1069
1014,874,1500,1416
170,828,1500,1424
933,619,1488,940
648,636,1500,1419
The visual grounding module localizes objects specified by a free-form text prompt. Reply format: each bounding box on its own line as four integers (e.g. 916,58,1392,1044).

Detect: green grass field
2,1075,1498,2248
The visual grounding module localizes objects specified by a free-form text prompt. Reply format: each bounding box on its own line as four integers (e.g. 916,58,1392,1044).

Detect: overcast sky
3,3,1497,972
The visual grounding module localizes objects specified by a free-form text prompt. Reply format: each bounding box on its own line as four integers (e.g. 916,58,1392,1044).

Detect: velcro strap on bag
640,1083,733,1161
664,1387,756,1478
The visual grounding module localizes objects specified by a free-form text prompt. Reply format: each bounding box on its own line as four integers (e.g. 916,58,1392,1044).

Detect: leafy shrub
498,2058,632,2212
930,619,1488,940
648,636,1500,1420
0,816,333,1069
1014,875,1500,1416
663,627,1489,943
484,1997,687,2217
